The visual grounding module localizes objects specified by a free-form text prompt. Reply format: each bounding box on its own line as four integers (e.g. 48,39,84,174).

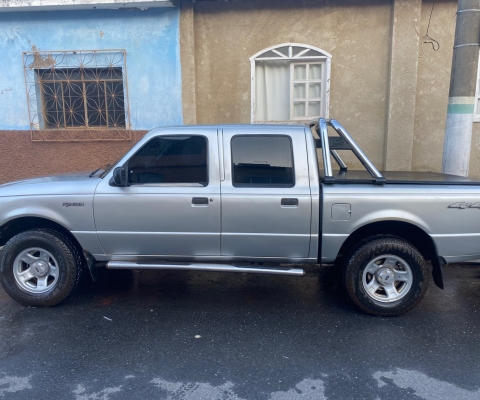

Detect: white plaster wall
0,0,175,12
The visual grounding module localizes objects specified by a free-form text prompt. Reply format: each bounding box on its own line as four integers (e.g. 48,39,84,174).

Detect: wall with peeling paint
0,7,182,130
0,0,477,184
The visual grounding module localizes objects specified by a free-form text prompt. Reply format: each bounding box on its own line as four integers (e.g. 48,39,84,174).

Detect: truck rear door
220,127,312,260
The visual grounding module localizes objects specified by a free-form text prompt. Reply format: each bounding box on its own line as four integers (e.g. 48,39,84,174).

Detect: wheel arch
0,216,92,274
337,220,438,261
2,215,73,243
335,220,444,289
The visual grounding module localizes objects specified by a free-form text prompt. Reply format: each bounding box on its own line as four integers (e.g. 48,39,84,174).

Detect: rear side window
128,135,208,186
231,135,294,187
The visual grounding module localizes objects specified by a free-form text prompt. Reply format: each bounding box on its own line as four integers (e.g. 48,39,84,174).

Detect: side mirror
110,167,126,187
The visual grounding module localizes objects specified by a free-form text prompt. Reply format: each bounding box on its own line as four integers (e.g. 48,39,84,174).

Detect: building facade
0,0,181,182
0,0,478,183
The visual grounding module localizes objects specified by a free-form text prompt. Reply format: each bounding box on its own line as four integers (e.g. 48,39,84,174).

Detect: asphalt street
0,263,479,400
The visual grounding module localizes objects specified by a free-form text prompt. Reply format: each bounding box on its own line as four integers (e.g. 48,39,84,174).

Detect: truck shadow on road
79,263,351,314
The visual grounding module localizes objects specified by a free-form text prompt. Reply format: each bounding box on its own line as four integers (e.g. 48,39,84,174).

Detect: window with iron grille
23,49,131,141
38,67,126,129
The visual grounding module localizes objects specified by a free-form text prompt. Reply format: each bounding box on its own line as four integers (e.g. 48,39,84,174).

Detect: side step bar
106,261,305,276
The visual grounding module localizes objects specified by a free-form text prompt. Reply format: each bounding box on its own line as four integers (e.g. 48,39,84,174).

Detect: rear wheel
343,236,429,316
0,229,82,307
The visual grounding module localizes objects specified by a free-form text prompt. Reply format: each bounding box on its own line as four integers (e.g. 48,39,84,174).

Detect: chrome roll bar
330,150,347,171
316,118,385,184
318,118,333,179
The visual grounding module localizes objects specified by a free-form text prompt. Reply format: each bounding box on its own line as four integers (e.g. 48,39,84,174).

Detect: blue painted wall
0,8,182,130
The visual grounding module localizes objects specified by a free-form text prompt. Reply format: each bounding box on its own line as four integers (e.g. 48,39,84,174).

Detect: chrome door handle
192,197,209,205
281,198,298,206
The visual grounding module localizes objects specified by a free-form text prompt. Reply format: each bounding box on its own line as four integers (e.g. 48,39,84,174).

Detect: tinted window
128,136,208,185
231,135,294,187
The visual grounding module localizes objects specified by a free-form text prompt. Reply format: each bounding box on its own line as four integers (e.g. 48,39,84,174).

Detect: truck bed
320,170,480,185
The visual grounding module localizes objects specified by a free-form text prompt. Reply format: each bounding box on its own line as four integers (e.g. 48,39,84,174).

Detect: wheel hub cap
362,254,414,303
12,247,60,294
31,260,49,277
375,267,394,286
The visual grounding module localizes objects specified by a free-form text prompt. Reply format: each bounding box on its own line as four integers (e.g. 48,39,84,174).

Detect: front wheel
0,229,82,307
343,236,429,316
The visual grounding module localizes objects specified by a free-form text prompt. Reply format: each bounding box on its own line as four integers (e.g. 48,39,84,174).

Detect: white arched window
250,43,331,123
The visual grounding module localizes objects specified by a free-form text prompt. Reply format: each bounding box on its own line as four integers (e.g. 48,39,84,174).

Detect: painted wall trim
0,0,176,12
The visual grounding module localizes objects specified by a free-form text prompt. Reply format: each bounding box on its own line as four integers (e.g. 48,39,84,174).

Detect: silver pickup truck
1,119,479,316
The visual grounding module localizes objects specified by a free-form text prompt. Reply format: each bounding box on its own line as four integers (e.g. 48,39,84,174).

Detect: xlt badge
63,202,84,207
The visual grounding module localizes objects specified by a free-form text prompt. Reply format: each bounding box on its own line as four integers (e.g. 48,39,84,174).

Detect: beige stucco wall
412,0,456,173
384,0,422,171
180,0,197,124
186,0,479,176
190,0,392,168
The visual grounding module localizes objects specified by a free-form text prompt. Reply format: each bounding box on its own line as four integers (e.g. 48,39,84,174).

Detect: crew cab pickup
1,119,480,316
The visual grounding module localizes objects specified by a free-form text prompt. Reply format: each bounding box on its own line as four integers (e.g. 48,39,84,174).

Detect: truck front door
221,127,312,260
94,128,221,258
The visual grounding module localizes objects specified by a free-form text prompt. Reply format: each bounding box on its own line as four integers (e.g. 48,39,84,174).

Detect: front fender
0,195,95,232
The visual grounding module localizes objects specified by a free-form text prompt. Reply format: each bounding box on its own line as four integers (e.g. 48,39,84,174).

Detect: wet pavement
0,263,479,400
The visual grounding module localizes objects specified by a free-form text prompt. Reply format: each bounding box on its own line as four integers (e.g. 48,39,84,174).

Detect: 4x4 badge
448,202,480,209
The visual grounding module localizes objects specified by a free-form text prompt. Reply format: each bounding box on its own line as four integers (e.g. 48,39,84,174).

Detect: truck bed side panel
321,183,480,263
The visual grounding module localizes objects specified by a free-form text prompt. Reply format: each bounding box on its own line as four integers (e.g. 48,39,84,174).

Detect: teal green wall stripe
447,104,475,114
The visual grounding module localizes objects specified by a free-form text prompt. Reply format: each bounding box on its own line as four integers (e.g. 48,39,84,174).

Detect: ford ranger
1,119,479,316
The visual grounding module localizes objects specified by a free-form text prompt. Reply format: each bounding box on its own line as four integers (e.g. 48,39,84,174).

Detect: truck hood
0,172,101,197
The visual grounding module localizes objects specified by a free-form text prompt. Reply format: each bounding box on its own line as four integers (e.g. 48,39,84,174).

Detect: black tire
343,235,429,316
0,229,82,307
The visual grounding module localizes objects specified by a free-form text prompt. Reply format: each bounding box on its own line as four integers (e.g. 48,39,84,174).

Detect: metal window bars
23,49,131,142
312,118,385,184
